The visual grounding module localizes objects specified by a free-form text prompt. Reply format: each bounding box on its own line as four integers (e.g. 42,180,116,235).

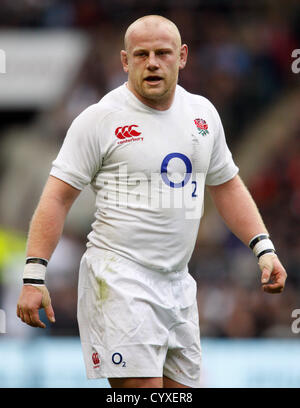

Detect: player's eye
134,51,147,57
156,50,171,56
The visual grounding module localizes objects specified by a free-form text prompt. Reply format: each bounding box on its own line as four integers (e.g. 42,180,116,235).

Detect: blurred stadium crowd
0,0,299,339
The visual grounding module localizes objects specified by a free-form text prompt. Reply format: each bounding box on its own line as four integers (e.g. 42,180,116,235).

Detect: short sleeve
205,106,239,186
50,104,102,190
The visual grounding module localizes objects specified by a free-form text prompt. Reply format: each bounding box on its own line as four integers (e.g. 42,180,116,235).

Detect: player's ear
179,44,188,70
120,50,129,73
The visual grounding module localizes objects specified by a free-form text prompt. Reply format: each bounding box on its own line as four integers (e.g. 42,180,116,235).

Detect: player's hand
17,285,55,328
259,253,287,294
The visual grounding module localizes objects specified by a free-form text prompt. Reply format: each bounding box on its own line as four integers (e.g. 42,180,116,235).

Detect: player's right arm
17,175,81,328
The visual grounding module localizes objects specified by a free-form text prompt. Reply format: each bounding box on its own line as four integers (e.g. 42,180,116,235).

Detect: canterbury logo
115,124,141,139
92,352,100,366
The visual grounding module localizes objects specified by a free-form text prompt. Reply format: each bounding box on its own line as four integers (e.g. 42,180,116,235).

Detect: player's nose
146,51,159,70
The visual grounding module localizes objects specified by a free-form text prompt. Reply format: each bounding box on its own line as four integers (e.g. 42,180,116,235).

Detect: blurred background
0,0,300,388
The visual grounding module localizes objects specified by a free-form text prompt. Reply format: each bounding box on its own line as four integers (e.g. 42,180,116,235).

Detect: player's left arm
207,174,287,293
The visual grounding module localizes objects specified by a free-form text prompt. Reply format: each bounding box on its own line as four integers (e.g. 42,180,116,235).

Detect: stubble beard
140,77,177,104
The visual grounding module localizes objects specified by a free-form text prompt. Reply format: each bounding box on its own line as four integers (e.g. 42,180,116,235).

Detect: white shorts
77,246,202,388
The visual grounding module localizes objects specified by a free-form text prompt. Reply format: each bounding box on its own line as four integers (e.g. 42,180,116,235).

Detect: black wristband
26,258,48,267
23,278,45,285
249,234,269,250
257,249,276,259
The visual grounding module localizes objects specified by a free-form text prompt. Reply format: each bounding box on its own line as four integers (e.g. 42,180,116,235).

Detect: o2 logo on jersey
112,352,126,367
160,152,197,197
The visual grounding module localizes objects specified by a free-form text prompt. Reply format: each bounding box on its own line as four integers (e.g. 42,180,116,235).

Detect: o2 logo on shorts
160,152,197,196
112,352,126,367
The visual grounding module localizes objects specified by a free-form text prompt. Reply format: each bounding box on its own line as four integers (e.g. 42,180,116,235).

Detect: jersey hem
85,243,189,275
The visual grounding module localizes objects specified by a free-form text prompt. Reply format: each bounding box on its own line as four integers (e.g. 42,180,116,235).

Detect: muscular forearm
17,176,80,329
208,174,287,294
207,175,268,246
26,176,80,260
27,197,69,260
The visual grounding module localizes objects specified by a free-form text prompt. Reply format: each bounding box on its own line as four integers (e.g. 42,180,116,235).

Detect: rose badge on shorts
194,118,209,136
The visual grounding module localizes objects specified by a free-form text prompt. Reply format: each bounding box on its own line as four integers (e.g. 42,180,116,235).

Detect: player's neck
126,82,176,111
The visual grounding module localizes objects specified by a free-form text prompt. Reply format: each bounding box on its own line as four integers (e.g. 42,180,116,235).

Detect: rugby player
17,15,287,388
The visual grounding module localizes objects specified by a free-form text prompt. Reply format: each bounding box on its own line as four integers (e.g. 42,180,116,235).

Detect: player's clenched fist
17,285,55,329
248,233,287,294
17,256,55,328
259,253,287,294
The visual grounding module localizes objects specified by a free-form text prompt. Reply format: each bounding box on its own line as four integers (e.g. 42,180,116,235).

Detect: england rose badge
194,118,209,136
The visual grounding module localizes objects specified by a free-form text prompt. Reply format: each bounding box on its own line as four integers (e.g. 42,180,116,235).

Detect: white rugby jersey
50,83,238,272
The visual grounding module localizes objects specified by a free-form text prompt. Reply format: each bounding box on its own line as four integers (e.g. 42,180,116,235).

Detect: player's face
121,25,188,110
